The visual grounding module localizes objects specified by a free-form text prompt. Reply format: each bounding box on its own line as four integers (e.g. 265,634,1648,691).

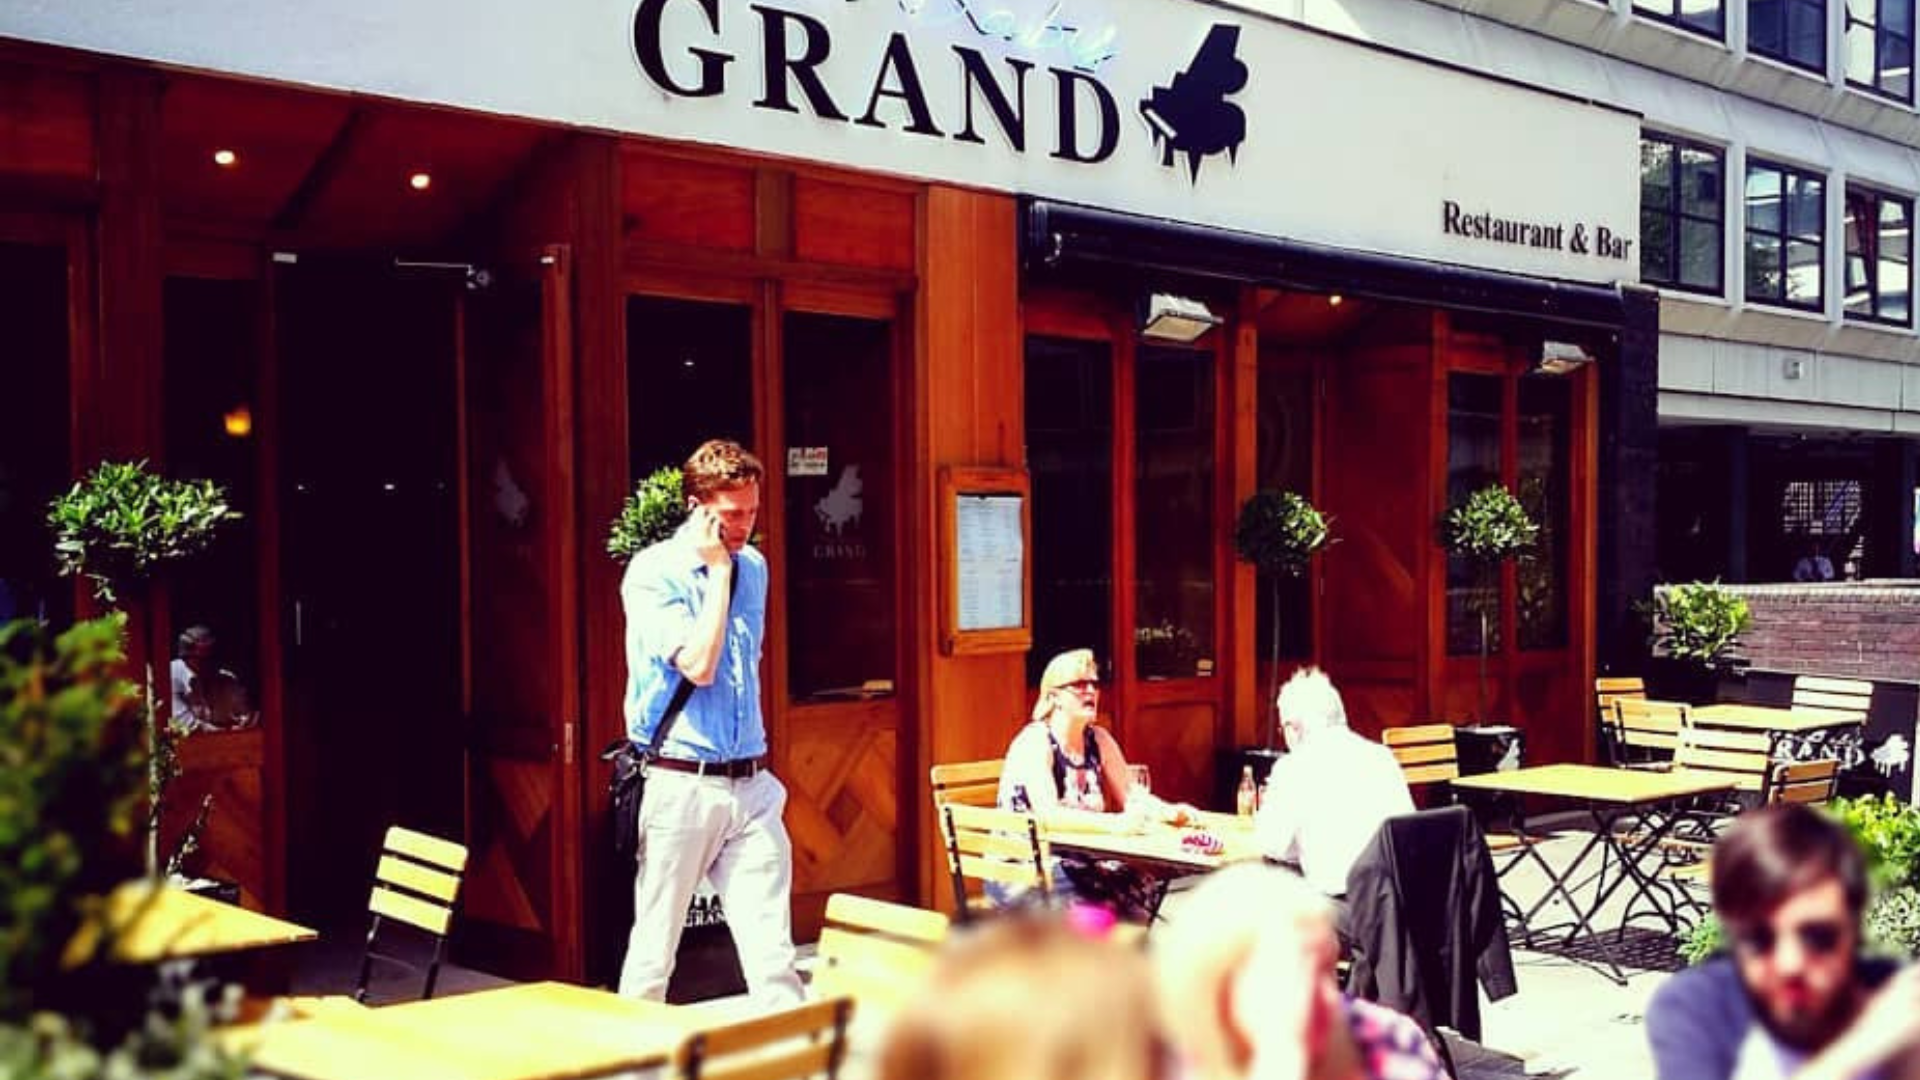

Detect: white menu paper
955,495,1024,631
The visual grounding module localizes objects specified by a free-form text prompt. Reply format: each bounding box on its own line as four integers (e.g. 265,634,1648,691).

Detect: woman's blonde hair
878,914,1169,1080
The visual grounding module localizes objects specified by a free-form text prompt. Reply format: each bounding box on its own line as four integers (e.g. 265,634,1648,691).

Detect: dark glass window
1254,359,1313,661
1640,134,1726,294
1751,0,1831,73
1633,0,1726,37
164,277,263,733
1025,336,1114,686
783,312,896,702
0,243,72,629
626,296,754,481
1745,160,1827,311
1844,185,1913,325
1846,0,1915,100
1446,374,1503,657
1516,375,1571,651
1135,345,1215,680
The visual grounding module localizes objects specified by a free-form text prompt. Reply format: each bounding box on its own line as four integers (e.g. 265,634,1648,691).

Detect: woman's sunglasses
1055,679,1101,694
1734,919,1846,959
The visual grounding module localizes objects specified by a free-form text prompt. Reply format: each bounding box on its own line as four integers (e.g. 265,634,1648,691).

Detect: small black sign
1139,25,1248,182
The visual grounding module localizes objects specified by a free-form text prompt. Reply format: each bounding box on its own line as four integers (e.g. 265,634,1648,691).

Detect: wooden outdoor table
67,881,317,965
1452,765,1735,983
1688,703,1866,735
223,981,696,1080
1043,810,1260,876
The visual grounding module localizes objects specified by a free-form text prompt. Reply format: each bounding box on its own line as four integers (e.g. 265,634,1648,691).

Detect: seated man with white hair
1255,667,1414,900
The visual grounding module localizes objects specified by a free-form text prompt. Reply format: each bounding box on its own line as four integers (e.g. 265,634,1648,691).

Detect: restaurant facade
0,0,1654,983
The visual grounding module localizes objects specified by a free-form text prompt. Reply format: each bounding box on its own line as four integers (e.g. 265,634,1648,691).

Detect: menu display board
940,467,1032,655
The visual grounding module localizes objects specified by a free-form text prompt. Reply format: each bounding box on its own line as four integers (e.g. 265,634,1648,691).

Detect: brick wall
1728,583,1920,683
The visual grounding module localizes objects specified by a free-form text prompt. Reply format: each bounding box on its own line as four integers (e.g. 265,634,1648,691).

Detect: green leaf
1439,484,1540,564
1233,490,1331,577
607,467,687,562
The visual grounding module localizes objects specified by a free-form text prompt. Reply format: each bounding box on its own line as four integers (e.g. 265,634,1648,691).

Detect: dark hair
682,439,764,503
1712,802,1868,928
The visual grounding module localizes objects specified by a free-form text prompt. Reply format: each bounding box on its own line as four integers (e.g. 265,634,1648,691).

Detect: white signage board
954,494,1024,631
1,0,1640,284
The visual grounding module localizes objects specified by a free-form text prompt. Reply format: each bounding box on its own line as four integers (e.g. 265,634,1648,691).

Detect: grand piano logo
1139,25,1247,182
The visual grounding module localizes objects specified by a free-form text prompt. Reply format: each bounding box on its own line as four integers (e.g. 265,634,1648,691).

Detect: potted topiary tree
1440,484,1539,722
607,466,686,562
1643,580,1751,704
46,460,240,878
1234,489,1330,748
0,615,250,1078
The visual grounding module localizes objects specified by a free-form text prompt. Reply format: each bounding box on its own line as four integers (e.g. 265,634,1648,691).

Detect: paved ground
290,821,1690,1079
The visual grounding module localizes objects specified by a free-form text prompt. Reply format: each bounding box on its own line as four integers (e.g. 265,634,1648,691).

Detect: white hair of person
1276,666,1348,734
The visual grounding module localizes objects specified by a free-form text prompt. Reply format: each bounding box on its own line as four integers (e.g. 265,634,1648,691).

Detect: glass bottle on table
1236,765,1258,817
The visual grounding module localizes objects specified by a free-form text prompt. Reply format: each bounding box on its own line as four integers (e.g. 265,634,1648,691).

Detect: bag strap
644,560,741,757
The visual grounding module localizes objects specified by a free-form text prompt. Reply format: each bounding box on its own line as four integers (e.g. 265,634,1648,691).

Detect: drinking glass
1128,764,1152,797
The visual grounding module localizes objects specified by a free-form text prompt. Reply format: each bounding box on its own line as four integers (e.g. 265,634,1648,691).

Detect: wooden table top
225,982,696,1080
1689,703,1866,733
1045,810,1261,872
1451,763,1737,805
67,881,318,965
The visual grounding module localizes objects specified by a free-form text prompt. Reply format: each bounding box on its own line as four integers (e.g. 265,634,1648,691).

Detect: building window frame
1640,132,1727,296
1744,158,1828,313
1843,183,1914,327
1631,0,1726,40
1749,0,1831,75
1844,0,1916,102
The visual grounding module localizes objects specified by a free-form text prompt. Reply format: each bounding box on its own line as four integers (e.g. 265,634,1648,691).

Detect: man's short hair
1712,802,1868,928
177,625,214,655
682,439,764,503
1277,666,1348,734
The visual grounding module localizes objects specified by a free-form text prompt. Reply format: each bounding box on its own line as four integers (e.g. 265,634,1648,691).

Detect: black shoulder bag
601,566,738,862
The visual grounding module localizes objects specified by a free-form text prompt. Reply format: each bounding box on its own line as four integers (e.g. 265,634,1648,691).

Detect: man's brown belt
649,755,768,779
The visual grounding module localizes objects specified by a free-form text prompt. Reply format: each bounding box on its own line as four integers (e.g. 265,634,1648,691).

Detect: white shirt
1256,727,1415,896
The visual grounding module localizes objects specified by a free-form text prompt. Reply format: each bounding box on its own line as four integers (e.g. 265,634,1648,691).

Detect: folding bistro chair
673,995,854,1080
1595,677,1648,766
938,802,1052,922
353,825,470,1003
812,893,948,1019
1611,699,1686,771
929,759,1003,810
1791,676,1873,722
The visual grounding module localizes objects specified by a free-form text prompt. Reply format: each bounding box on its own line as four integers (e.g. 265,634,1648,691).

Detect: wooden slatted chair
1381,723,1460,792
1791,675,1873,722
930,759,1003,809
812,893,947,1022
1765,758,1842,808
939,802,1050,922
674,995,854,1080
353,825,469,1003
1611,699,1688,771
1595,677,1647,763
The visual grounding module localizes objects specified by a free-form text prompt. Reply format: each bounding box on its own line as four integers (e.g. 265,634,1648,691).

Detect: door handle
293,601,304,647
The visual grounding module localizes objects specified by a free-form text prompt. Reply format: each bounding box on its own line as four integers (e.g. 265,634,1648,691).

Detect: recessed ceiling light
212,149,238,168
408,172,433,191
1328,294,1344,307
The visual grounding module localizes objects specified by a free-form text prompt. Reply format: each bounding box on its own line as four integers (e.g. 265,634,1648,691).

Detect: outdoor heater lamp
1140,293,1223,344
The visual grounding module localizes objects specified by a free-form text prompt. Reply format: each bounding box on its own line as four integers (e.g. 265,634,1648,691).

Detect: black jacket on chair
1342,805,1518,1042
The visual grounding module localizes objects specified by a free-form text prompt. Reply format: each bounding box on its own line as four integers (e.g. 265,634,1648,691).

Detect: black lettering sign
633,0,731,98
856,33,943,136
751,5,848,121
1051,68,1119,164
954,46,1031,151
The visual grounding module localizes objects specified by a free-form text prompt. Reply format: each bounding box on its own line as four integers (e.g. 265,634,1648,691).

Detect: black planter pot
1646,656,1729,705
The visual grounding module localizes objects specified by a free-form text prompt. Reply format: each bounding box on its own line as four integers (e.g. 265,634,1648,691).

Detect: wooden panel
164,730,267,909
0,63,94,187
159,75,351,230
786,702,902,939
621,148,754,252
793,176,915,271
1127,700,1217,808
1322,345,1429,678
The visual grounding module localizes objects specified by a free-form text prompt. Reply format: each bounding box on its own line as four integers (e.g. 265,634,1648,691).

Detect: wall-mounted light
1536,340,1595,375
1328,294,1344,307
222,405,253,438
212,148,238,168
408,171,433,192
1140,293,1221,344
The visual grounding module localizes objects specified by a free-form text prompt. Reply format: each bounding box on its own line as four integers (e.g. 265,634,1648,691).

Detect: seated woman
993,648,1194,914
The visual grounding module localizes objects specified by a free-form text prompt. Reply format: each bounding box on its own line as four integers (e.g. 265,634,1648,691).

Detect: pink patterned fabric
1346,996,1451,1080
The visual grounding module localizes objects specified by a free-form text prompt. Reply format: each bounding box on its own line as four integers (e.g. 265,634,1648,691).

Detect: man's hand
689,504,731,571
1806,966,1920,1080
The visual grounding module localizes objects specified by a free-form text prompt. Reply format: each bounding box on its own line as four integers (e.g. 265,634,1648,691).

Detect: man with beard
1647,803,1920,1079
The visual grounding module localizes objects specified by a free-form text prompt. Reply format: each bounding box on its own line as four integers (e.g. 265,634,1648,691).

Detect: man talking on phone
617,439,802,1008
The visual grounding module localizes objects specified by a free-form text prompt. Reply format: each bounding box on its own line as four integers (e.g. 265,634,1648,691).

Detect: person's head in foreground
1153,863,1445,1080
1276,667,1349,752
877,912,1170,1080
1713,801,1872,1051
